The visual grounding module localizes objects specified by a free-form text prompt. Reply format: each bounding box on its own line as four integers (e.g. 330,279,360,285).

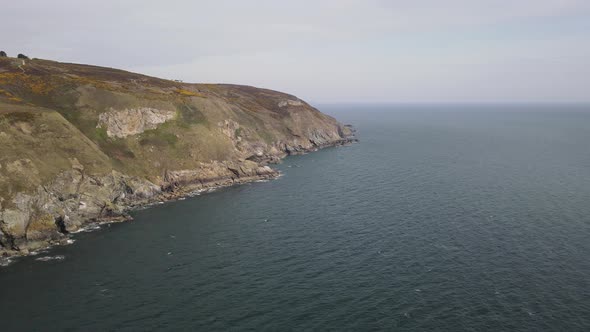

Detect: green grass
0,107,113,205
176,103,207,128
139,128,178,147
94,127,109,142
256,128,275,144
96,136,136,161
0,57,342,197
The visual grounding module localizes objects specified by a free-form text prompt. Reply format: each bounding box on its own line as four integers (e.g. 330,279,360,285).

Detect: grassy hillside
0,57,353,256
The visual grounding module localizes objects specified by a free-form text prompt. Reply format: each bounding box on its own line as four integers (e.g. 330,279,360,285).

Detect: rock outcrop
97,107,177,138
0,57,357,259
278,99,304,108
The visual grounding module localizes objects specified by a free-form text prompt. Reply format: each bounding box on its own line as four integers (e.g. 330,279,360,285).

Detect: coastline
0,58,359,263
0,137,357,267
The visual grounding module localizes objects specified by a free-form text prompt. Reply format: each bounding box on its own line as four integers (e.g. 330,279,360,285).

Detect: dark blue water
1,104,590,331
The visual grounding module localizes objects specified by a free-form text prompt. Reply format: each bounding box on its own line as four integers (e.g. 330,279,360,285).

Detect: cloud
1,0,589,102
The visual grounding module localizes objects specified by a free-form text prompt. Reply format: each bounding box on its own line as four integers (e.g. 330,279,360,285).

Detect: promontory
0,57,355,259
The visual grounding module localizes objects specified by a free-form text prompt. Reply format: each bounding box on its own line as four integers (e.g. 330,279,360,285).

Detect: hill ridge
0,57,356,259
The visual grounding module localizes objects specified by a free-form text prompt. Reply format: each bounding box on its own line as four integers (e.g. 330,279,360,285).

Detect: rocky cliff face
97,107,177,138
0,57,356,259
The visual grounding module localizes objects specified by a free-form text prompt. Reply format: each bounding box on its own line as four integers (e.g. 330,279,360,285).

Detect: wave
35,255,65,262
71,224,102,233
0,257,13,267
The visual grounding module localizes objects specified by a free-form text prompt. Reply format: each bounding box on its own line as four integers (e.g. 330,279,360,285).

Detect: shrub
0,51,6,57
17,53,29,59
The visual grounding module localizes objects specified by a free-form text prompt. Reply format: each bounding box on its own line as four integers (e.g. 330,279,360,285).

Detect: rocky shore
0,136,356,264
0,57,357,262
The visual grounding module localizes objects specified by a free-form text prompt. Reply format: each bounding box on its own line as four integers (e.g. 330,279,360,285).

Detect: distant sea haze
1,104,590,331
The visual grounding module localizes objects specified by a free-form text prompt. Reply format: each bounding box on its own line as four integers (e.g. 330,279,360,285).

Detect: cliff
0,57,355,258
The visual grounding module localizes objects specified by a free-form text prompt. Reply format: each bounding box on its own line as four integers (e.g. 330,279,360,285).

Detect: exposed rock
1,209,30,240
97,107,176,138
278,99,304,107
0,57,357,259
162,159,278,192
0,228,7,249
26,213,62,241
340,124,356,139
14,121,33,135
218,119,242,141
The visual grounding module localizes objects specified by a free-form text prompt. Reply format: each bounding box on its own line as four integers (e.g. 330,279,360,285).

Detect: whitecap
0,258,13,267
29,250,45,256
35,255,65,262
72,224,101,233
98,219,120,226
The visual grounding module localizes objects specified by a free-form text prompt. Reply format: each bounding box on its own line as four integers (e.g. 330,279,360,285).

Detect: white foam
0,258,13,267
35,255,65,262
71,224,101,233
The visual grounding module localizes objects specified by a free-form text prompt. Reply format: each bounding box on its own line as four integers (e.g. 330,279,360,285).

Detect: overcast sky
2,0,589,103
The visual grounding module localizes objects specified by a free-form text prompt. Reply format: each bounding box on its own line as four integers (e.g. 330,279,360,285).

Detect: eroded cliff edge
0,57,356,258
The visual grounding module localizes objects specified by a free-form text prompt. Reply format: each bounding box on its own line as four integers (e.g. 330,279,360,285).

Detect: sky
1,0,589,103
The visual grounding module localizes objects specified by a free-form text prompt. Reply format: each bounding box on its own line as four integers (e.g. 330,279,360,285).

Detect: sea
1,104,590,331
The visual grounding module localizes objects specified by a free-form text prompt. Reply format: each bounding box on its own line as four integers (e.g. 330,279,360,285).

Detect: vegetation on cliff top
0,56,354,256
0,56,349,208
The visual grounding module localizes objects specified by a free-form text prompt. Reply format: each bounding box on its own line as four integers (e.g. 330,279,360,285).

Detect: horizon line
312,101,590,105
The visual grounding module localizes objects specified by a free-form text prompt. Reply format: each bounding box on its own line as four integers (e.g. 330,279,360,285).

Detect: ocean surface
1,104,590,331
